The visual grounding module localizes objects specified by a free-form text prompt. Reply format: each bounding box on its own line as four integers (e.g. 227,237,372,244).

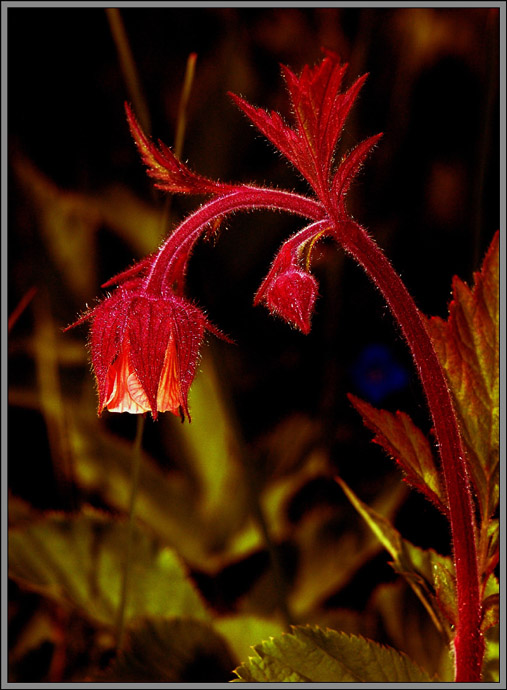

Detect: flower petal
156,337,182,414
168,297,206,420
103,345,149,414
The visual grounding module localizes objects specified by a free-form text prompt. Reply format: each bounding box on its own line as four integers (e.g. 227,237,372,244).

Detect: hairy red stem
337,221,483,682
144,182,483,679
145,188,326,292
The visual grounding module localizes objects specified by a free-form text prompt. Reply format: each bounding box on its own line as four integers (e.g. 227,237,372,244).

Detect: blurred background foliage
8,6,499,683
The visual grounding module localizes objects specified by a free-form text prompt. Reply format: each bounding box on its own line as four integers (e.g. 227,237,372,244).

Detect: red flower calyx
67,283,210,421
71,49,382,420
265,268,318,335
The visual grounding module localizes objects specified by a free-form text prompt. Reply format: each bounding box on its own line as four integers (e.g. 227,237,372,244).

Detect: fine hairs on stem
67,47,491,681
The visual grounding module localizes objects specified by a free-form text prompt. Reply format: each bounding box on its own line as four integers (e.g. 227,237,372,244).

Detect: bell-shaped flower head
66,281,210,421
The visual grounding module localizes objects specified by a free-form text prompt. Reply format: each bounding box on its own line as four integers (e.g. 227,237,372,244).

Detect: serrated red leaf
332,133,383,211
229,93,305,181
230,51,378,202
424,231,499,520
125,103,237,196
348,393,447,515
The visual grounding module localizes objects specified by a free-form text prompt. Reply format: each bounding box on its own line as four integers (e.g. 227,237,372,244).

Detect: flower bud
266,268,318,335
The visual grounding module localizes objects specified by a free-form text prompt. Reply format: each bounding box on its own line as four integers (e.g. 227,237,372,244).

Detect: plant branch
336,221,483,682
145,188,325,293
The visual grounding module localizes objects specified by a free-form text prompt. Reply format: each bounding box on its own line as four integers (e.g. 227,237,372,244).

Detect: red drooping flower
66,51,484,683
66,279,211,421
70,49,382,417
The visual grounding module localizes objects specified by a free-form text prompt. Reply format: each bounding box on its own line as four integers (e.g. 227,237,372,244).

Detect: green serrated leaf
431,559,457,627
96,617,235,682
348,394,446,514
233,625,435,682
424,231,499,520
8,511,209,627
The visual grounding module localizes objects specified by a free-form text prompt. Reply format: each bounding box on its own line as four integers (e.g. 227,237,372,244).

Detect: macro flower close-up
7,4,501,685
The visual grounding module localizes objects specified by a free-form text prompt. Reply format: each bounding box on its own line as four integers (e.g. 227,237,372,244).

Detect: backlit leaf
287,476,408,617
482,624,499,682
68,363,255,573
481,593,499,633
214,615,285,665
8,510,209,627
233,468,407,621
424,231,499,520
232,625,434,682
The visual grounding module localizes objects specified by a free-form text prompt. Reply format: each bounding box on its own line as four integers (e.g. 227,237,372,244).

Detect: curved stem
337,222,483,682
138,175,484,678
115,414,146,652
145,188,325,292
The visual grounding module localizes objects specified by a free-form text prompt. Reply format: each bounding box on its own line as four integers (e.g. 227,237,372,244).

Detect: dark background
8,5,500,682
9,4,499,474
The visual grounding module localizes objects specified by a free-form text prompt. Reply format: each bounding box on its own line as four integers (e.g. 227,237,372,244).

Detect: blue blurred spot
351,343,409,404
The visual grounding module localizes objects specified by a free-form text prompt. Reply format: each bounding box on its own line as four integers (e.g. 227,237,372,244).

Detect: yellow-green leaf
482,624,499,682
12,154,99,300
214,615,285,664
232,625,434,682
8,510,209,627
372,580,454,680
